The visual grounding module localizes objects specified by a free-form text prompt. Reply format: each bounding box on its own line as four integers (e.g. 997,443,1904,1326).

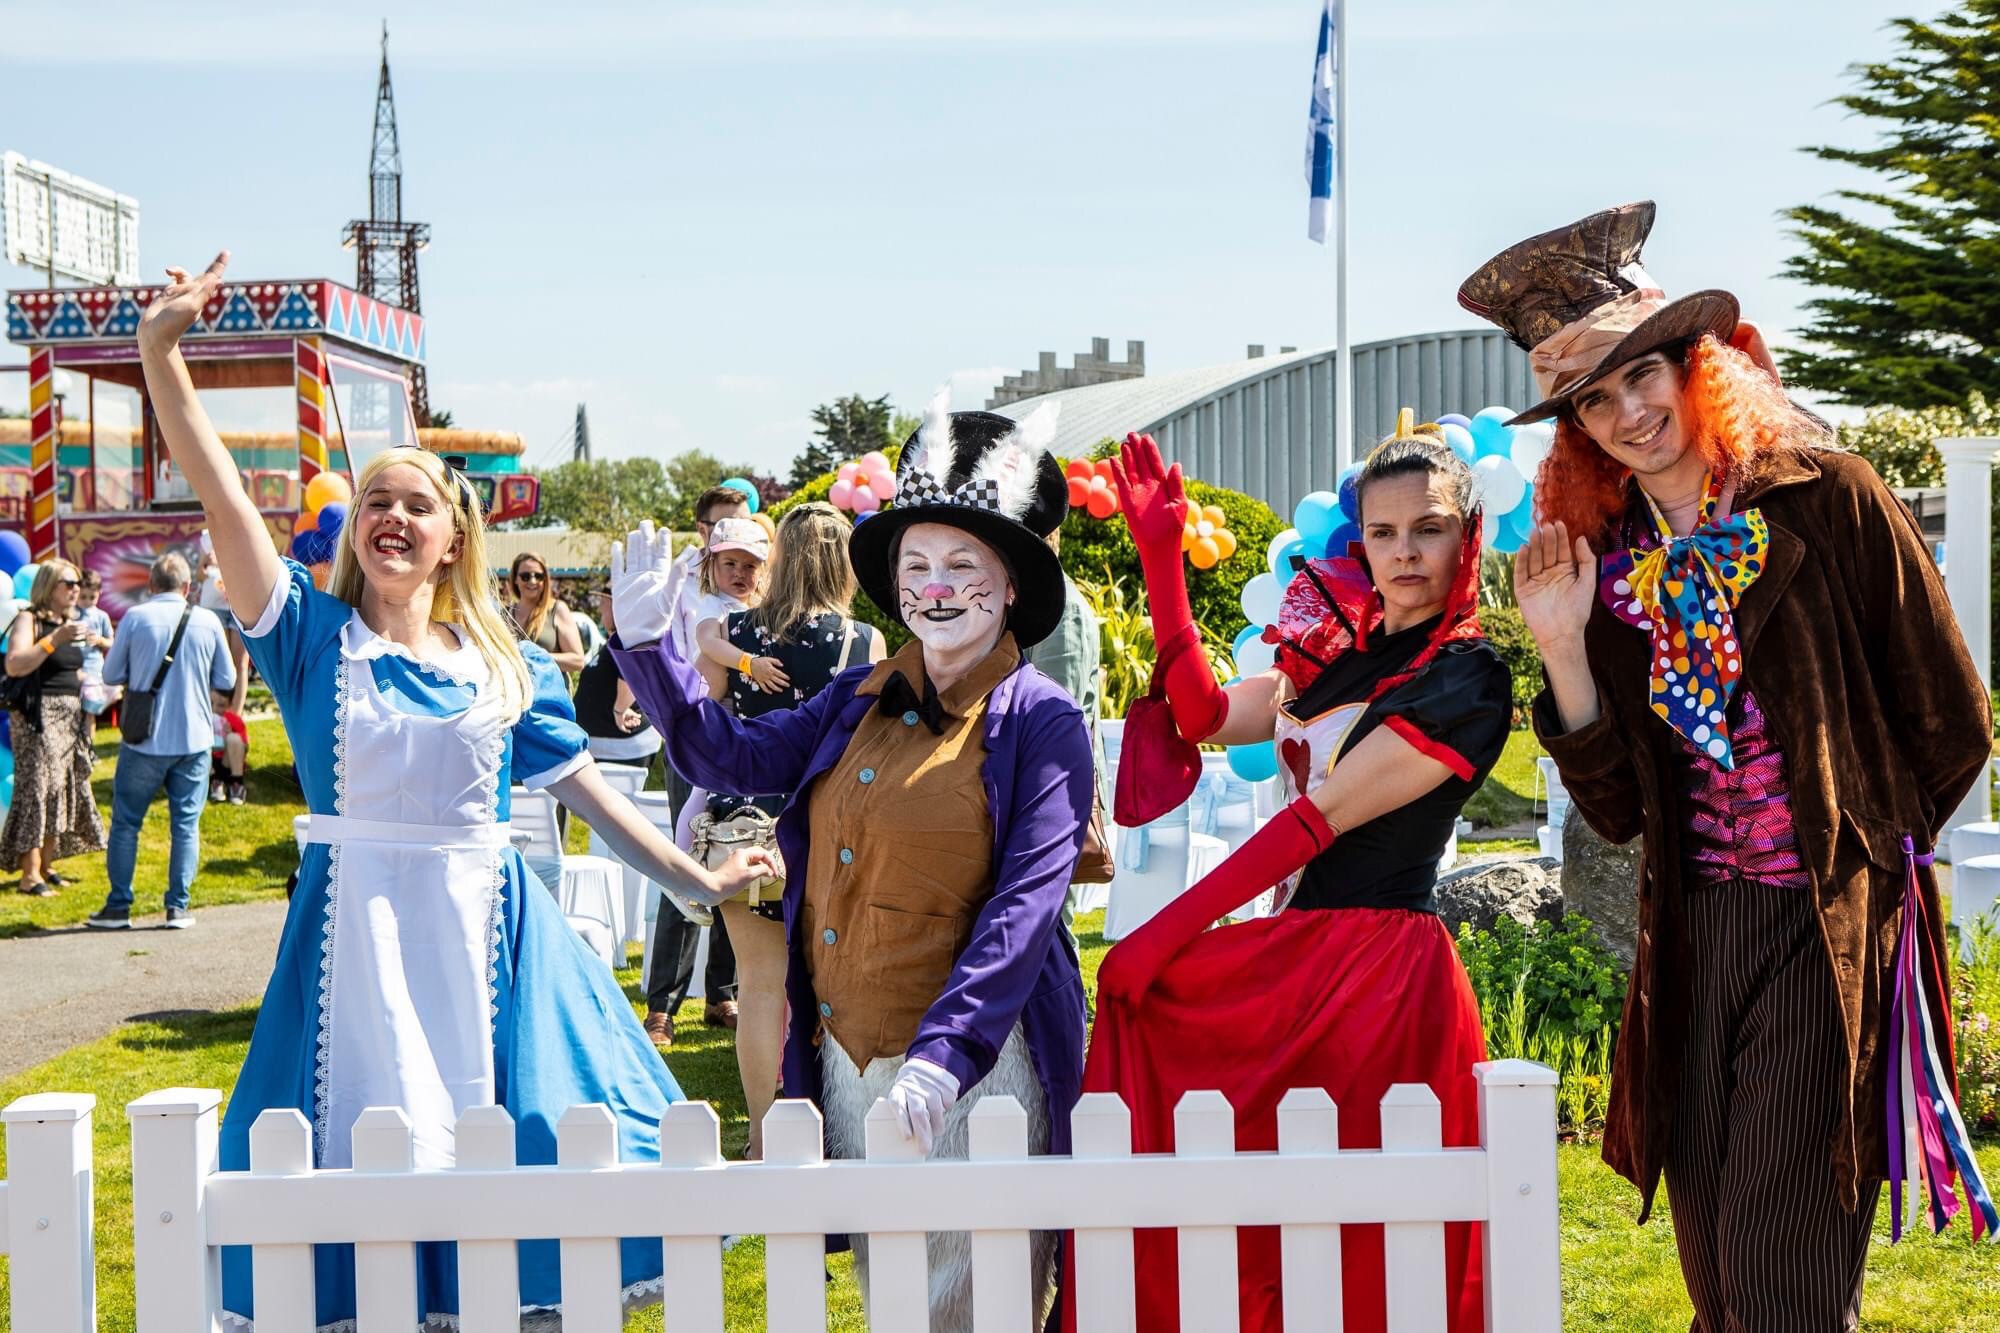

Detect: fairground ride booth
3,277,537,621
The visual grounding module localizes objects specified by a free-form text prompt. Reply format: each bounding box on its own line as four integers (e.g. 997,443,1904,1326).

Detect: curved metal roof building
992,329,1532,517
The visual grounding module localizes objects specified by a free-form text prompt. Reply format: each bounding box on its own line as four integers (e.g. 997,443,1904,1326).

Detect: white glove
608,521,677,648
888,1057,960,1155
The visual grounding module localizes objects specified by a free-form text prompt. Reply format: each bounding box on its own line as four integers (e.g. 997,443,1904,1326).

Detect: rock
1560,815,1643,969
1434,856,1564,936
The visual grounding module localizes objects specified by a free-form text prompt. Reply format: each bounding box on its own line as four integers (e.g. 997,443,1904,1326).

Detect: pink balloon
836,462,860,483
851,482,880,513
829,479,854,509
860,451,890,473
865,467,895,496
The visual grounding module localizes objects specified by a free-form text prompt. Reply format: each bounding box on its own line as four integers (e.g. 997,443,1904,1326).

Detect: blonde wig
327,449,535,720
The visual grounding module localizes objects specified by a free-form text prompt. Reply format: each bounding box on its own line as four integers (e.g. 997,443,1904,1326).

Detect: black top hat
848,402,1069,648
1456,201,1738,425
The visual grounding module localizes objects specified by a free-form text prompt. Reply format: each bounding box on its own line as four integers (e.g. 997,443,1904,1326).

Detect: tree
521,457,675,536
789,392,894,489
1779,0,2000,408
427,408,456,429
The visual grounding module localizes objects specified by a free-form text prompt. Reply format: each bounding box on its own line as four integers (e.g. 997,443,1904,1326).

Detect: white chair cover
587,762,653,944
557,854,626,968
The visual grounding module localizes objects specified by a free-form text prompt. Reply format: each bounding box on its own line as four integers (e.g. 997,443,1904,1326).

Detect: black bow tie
878,671,946,734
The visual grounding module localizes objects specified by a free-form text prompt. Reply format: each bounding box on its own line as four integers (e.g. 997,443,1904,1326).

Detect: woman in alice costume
138,253,774,1331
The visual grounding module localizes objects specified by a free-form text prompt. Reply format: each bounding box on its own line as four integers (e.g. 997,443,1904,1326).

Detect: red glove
1111,432,1228,742
1096,796,1336,1003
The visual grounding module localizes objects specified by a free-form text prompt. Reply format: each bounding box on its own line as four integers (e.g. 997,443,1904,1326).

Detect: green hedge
772,441,1283,652
1479,604,1544,720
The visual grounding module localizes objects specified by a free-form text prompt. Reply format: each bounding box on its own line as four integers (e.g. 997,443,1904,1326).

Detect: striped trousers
1664,877,1880,1332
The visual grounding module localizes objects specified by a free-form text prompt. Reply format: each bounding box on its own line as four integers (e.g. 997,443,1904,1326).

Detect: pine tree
1779,0,2000,408
789,393,893,489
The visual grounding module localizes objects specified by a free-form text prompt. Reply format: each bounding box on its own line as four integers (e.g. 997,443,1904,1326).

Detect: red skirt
1073,906,1487,1332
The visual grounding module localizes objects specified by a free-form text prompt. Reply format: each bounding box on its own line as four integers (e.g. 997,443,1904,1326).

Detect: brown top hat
1456,201,1738,426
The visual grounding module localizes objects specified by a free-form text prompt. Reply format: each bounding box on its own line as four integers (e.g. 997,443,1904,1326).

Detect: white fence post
862,1100,928,1333
1475,1060,1561,1332
1069,1093,1136,1333
3,1092,97,1333
967,1096,1032,1333
761,1100,828,1333
1173,1090,1239,1333
658,1102,725,1332
556,1104,624,1333
127,1087,223,1333
1939,434,1999,852
453,1104,522,1333
248,1109,316,1333
1379,1085,1447,1333
1277,1087,1341,1333
349,1107,417,1333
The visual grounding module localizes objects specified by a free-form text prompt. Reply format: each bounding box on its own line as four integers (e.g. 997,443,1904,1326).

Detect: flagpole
1333,0,1352,478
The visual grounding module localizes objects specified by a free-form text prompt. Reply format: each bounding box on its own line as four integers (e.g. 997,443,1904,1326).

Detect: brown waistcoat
800,637,1017,1065
1535,445,1990,1219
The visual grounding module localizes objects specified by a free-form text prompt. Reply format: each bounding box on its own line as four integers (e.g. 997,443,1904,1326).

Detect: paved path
0,897,289,1081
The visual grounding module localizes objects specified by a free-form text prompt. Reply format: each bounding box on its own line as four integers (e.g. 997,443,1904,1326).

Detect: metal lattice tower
342,21,433,425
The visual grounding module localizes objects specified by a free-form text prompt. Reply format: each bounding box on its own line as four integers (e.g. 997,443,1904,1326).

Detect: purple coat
611,633,1092,1153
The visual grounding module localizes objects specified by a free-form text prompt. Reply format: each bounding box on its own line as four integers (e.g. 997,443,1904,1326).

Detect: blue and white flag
1305,0,1338,243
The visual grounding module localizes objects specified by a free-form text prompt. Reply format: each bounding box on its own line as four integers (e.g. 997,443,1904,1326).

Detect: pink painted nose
921,582,955,600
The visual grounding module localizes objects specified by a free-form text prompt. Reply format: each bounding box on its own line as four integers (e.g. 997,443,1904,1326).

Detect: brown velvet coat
1534,445,1990,1219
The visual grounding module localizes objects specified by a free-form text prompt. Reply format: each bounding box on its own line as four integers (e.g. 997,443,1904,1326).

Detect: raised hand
1110,432,1189,556
138,252,229,354
1512,521,1598,652
609,521,676,648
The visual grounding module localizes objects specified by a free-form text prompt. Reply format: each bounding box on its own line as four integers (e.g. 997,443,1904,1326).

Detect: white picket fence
5,1060,1559,1332
1,1092,98,1333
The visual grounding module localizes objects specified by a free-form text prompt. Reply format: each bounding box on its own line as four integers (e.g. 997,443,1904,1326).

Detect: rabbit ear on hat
901,384,956,500
967,400,1062,522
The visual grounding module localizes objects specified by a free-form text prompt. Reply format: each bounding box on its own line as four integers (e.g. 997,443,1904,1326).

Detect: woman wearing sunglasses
1,560,106,897
506,551,587,675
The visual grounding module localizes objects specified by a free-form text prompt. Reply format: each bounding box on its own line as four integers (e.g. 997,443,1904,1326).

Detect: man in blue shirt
86,553,236,930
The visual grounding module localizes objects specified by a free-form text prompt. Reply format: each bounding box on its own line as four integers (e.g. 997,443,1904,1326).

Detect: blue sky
1,0,1920,474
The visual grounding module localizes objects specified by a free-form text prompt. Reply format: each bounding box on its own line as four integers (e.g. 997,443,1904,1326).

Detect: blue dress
219,561,681,1331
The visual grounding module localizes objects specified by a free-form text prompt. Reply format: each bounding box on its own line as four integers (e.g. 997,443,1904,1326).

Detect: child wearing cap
690,516,786,693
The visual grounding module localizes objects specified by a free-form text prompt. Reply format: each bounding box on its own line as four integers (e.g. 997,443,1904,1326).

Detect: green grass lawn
0,716,298,937
1,724,1995,1329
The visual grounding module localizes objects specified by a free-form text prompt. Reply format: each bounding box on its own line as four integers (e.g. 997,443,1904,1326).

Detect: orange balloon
1182,520,1201,551
1201,504,1227,528
1189,536,1221,569
308,561,332,590
303,471,352,512
1087,489,1118,520
1065,459,1093,481
1213,528,1238,560
1068,477,1091,508
1093,459,1117,482
293,511,317,535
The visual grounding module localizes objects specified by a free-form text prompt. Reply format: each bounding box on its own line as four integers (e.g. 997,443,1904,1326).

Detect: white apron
309,618,512,1171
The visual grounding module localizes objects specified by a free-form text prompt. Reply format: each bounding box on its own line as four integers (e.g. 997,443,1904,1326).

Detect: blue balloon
720,477,761,513
12,564,38,601
1231,624,1261,658
851,508,873,524
0,530,28,576
1335,464,1364,521
315,501,348,536
1227,741,1279,783
1492,506,1534,555
1438,423,1476,464
1325,520,1361,558
1470,406,1515,459
1293,491,1341,547
1272,538,1310,586
1436,413,1472,430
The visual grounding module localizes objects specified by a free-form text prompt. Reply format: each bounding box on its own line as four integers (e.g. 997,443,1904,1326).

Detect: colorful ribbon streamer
1887,836,1997,1243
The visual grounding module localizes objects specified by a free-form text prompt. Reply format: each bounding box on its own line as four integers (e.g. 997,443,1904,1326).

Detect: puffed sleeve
510,643,592,790
237,558,354,713
1372,641,1511,783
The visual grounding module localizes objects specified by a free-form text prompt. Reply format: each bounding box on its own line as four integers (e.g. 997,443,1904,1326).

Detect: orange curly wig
1534,334,1818,545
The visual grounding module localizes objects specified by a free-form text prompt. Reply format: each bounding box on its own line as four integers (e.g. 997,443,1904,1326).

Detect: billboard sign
2,152,140,286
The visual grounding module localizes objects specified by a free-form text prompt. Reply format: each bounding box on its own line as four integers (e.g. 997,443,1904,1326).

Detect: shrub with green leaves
1477,604,1543,721
1955,916,2000,1132
1455,913,1626,1042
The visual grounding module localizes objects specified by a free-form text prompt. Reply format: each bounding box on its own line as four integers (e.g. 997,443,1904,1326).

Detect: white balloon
1474,454,1526,516
1266,527,1302,571
1510,421,1555,478
1239,572,1281,627
1480,508,1503,549
1234,635,1277,677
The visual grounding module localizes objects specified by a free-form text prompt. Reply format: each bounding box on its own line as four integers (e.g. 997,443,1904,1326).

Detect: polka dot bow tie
1600,473,1768,770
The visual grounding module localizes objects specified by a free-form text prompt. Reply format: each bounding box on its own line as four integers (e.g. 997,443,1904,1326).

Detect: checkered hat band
897,474,1002,512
